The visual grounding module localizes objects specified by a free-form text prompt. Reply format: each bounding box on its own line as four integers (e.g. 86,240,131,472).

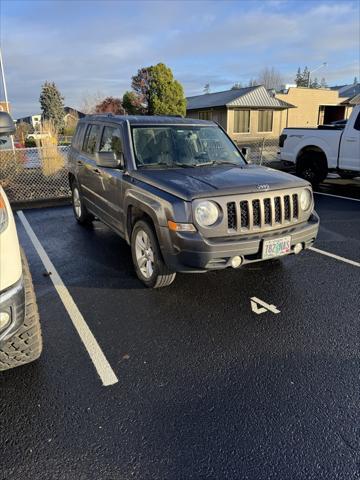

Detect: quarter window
233,110,250,133
99,127,123,157
258,110,273,132
82,124,100,154
353,112,360,131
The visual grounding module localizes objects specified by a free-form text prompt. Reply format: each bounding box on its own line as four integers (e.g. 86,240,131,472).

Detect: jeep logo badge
256,184,270,191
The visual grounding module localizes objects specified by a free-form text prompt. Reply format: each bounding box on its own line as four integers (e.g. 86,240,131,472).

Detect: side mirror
95,151,124,169
0,111,16,136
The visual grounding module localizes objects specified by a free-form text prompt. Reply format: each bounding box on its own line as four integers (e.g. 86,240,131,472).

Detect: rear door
339,109,360,172
77,123,103,216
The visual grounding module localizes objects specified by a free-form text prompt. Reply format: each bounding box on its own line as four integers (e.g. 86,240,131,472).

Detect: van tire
0,249,43,371
131,219,176,288
296,152,328,185
71,181,94,225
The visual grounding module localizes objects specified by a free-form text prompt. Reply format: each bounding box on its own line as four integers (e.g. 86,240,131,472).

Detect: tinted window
99,127,122,157
354,112,360,131
72,123,86,150
83,124,100,154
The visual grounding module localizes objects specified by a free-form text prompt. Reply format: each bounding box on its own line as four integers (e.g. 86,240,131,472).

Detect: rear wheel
131,220,176,288
71,181,94,225
0,249,43,371
296,152,328,185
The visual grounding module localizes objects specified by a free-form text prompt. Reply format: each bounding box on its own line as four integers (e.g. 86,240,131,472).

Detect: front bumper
0,278,25,346
161,211,319,272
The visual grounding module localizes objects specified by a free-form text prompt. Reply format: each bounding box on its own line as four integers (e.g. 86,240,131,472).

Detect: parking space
1,189,360,479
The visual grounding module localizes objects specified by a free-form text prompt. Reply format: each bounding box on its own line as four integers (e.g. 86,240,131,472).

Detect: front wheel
131,220,176,288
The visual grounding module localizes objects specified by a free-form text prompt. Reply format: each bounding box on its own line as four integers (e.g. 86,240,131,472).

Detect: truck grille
227,193,299,232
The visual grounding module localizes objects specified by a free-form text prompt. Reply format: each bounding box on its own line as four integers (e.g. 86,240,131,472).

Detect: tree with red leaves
95,97,125,115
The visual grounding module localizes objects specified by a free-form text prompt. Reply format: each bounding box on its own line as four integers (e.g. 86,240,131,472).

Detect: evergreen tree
122,91,145,115
310,77,320,89
203,83,211,94
131,63,186,116
39,81,65,132
354,76,358,84
320,77,328,88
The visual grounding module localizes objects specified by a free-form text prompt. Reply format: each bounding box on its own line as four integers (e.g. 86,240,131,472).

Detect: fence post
259,137,265,165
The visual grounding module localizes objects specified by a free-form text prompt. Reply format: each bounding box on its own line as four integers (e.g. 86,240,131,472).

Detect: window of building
258,110,273,132
198,111,212,120
99,127,123,157
233,110,250,133
82,124,100,154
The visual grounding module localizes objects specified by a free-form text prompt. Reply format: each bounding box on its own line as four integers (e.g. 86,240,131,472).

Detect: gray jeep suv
68,115,319,288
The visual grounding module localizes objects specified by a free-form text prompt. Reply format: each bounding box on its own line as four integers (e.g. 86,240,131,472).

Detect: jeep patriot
68,115,319,288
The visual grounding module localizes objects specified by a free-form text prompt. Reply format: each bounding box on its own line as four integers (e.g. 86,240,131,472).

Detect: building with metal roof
186,85,295,142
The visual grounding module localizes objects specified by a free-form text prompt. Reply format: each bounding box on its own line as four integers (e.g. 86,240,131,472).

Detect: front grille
227,202,236,230
227,193,299,232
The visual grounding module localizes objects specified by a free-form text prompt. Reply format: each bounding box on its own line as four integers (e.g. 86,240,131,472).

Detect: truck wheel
0,249,43,371
131,220,176,288
71,181,94,225
296,152,328,185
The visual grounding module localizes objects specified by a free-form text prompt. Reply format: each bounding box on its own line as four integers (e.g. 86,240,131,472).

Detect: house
276,85,359,127
186,85,294,142
16,107,85,130
16,114,42,130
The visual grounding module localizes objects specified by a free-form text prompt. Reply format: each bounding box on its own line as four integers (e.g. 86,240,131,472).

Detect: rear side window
82,124,100,154
99,126,123,157
72,123,86,150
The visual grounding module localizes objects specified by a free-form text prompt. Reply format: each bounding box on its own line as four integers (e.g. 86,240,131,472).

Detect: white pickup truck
279,104,360,184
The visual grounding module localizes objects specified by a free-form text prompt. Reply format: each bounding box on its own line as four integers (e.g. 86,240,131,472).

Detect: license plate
262,236,291,259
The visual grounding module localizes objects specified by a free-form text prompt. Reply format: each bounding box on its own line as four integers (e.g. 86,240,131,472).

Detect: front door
94,125,125,234
339,110,360,171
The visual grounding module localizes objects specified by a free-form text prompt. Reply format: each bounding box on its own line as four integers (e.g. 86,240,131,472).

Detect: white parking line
314,192,360,202
17,211,118,387
310,246,360,268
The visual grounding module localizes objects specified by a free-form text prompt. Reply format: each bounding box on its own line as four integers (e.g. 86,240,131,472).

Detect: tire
296,152,328,185
71,180,94,225
131,219,176,288
0,249,43,371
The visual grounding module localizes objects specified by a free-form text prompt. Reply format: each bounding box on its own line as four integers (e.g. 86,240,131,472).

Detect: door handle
346,137,356,142
93,168,101,175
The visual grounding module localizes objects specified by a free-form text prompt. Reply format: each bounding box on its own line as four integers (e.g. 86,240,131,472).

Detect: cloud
1,0,359,117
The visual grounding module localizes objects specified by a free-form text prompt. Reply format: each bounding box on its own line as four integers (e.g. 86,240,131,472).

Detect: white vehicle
0,112,42,371
280,104,360,184
26,132,51,141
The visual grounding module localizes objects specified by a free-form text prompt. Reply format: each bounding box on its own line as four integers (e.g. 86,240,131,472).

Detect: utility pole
0,46,15,149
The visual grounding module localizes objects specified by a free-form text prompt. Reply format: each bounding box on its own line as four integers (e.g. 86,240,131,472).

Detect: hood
131,164,309,201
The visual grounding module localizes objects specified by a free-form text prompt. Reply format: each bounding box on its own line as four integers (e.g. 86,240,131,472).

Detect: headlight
0,192,9,233
300,188,312,211
194,201,220,227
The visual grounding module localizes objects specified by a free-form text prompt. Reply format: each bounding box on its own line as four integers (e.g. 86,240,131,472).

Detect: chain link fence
0,146,71,203
0,137,281,204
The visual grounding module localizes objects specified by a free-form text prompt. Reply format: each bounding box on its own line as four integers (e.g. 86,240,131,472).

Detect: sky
1,0,359,118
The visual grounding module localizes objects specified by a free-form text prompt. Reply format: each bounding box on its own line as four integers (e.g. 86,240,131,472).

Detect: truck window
353,112,360,131
99,126,122,157
82,124,100,154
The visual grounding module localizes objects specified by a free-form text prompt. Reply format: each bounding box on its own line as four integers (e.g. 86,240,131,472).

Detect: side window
353,112,360,131
82,124,100,154
99,126,123,157
72,123,85,150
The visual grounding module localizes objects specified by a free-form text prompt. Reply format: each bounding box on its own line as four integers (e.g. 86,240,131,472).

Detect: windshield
131,125,245,168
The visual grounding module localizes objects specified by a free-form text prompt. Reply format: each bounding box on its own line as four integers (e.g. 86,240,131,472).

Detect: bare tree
80,91,106,114
257,67,284,90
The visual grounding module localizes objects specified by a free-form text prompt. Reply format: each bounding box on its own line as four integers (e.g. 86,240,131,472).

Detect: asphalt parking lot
1,183,360,480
